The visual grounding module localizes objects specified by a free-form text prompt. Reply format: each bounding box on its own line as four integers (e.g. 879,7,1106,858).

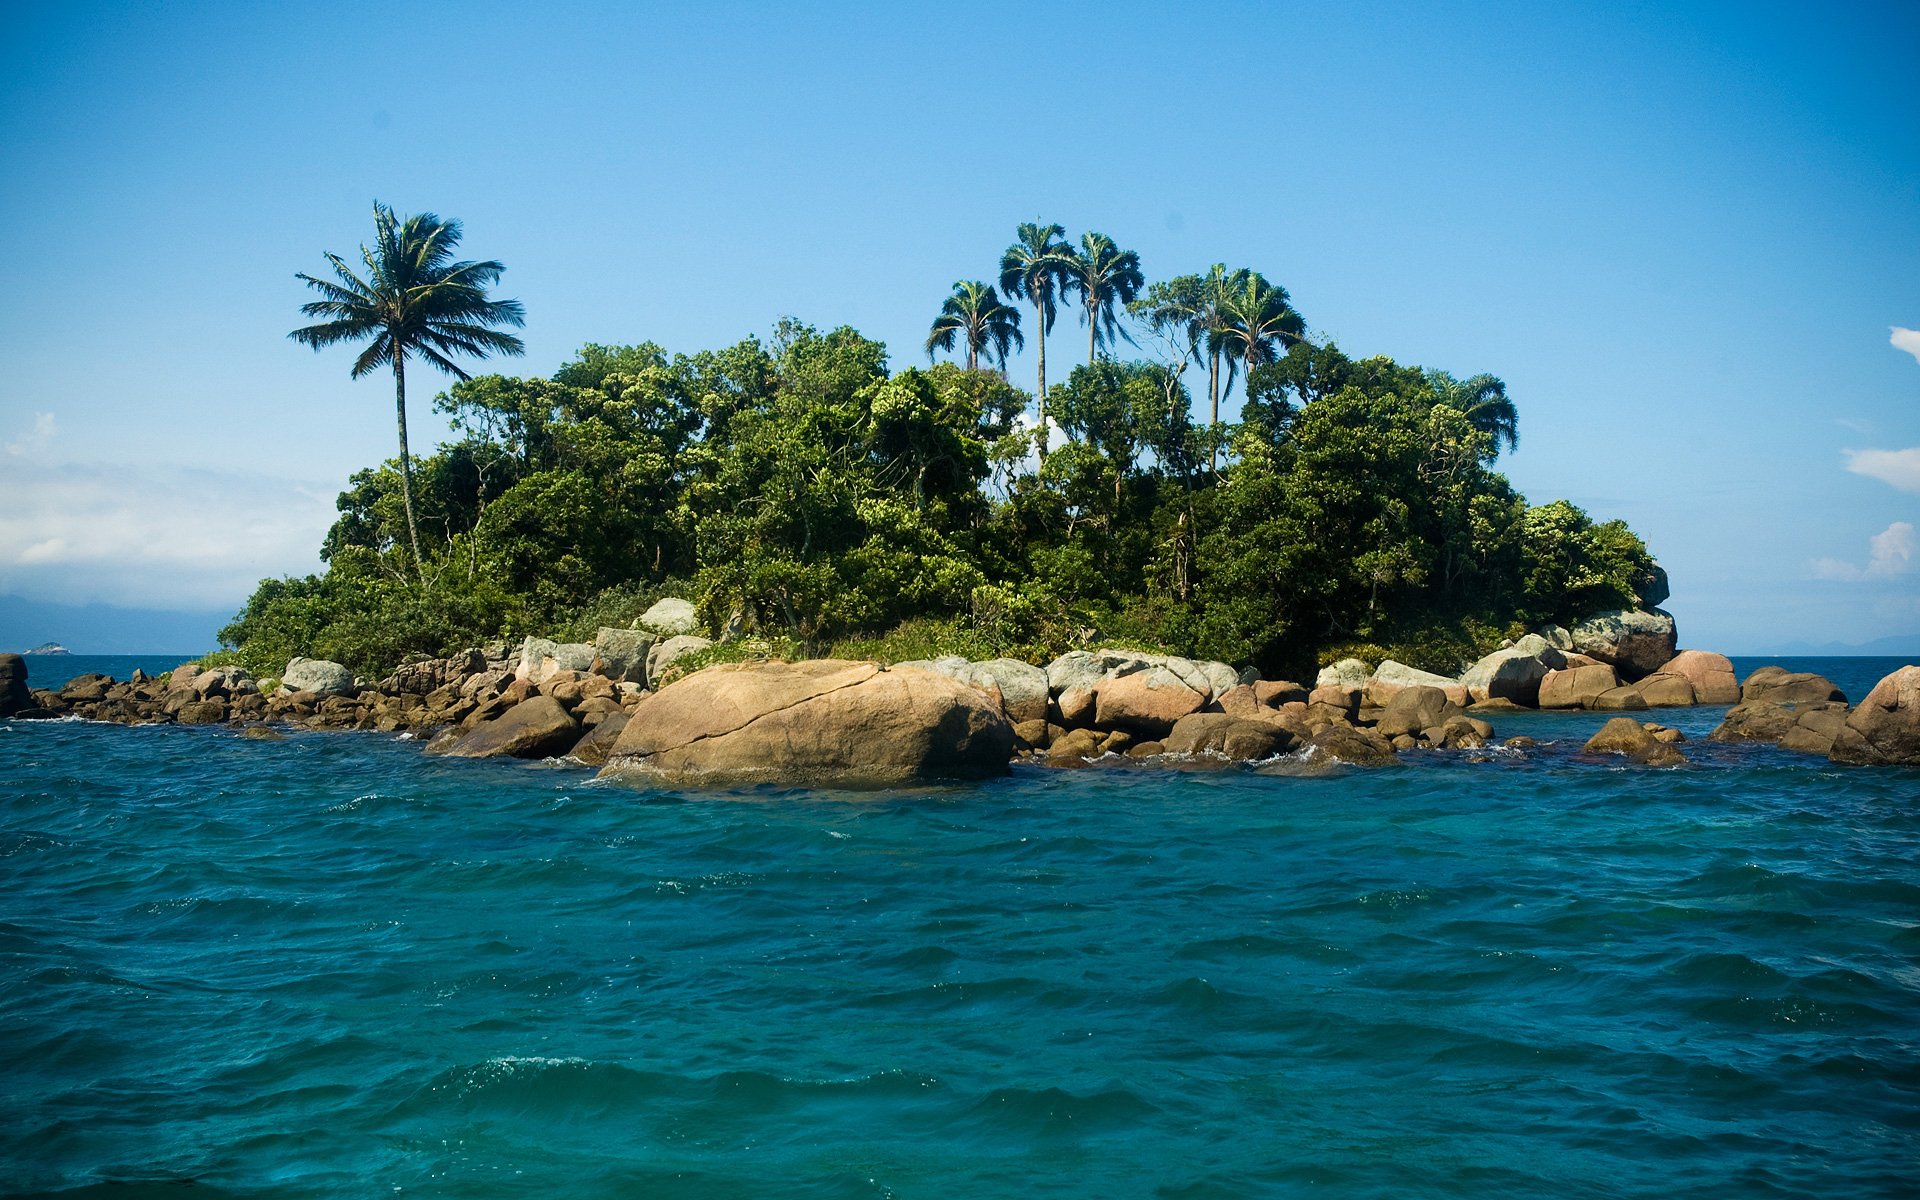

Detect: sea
2,655,1916,1198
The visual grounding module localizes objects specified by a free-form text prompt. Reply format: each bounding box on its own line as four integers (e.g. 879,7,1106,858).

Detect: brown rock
1710,701,1846,745
1253,680,1308,707
1165,713,1297,760
568,711,629,767
1538,664,1620,709
1377,686,1463,738
1307,683,1361,713
1593,686,1650,711
1468,697,1528,713
1829,665,1920,765
1128,740,1165,758
1657,650,1739,706
0,653,32,718
1047,727,1105,762
1212,684,1264,716
1092,668,1207,737
1306,724,1397,766
1012,718,1050,749
1585,717,1656,755
177,699,229,725
600,661,1013,788
1741,666,1846,707
1633,673,1696,707
437,696,581,759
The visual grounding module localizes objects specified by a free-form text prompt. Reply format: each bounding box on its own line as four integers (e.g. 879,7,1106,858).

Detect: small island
23,643,69,656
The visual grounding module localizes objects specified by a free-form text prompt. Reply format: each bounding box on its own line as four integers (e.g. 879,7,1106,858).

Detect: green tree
998,221,1074,460
1066,232,1144,365
925,281,1024,371
1426,370,1519,457
291,202,526,576
1219,271,1306,404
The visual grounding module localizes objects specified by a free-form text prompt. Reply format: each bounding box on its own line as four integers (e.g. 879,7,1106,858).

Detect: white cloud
1893,326,1920,365
4,412,57,457
1843,447,1920,494
0,461,333,610
1812,521,1916,582
1835,416,1874,434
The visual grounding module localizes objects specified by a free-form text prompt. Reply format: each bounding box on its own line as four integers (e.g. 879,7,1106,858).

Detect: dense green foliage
228,224,1660,681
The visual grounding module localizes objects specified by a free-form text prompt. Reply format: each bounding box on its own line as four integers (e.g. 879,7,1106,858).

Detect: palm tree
1220,270,1306,403
925,281,1024,372
998,221,1074,460
291,202,526,575
1066,232,1144,365
1427,370,1519,456
1195,264,1243,477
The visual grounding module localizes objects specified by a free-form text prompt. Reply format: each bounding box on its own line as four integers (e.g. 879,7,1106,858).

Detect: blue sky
1,0,1915,653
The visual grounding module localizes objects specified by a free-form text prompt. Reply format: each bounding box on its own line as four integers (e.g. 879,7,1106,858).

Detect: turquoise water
3,660,1917,1197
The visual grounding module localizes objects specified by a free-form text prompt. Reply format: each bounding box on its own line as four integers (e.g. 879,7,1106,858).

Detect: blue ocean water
2,658,1917,1198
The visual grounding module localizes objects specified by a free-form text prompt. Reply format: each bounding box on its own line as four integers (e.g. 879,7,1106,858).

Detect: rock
638,597,700,636
1164,713,1297,760
1012,718,1050,748
1593,687,1650,711
1741,666,1847,707
1365,660,1470,708
0,653,30,718
1632,673,1696,707
969,659,1048,723
515,638,597,685
593,628,654,684
60,673,113,701
1315,658,1373,689
1307,683,1361,713
1537,663,1620,709
1460,637,1564,706
1657,650,1739,706
1128,740,1166,758
1093,666,1208,737
436,695,581,759
1047,727,1106,761
568,711,629,767
645,635,713,686
240,724,284,741
1538,625,1574,652
1710,701,1841,745
1253,680,1308,707
379,649,485,696
1830,665,1920,765
281,657,354,697
1584,717,1687,764
1780,709,1848,757
600,660,1013,788
1304,723,1396,766
176,699,229,725
1568,609,1678,679
1467,697,1528,713
1377,686,1464,738
1503,736,1538,749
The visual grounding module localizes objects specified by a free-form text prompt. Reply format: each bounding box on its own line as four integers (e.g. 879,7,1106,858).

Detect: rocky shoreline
4,601,1918,784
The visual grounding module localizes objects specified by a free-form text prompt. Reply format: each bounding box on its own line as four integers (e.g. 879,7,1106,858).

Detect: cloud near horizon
1893,326,1920,365
1843,447,1920,494
1812,521,1916,582
0,461,333,611
4,412,58,457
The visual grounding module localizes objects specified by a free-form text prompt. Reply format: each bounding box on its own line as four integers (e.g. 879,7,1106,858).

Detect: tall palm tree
925,281,1024,372
291,202,526,575
1220,270,1306,402
1066,232,1144,365
998,221,1074,460
1195,264,1244,477
1427,370,1519,456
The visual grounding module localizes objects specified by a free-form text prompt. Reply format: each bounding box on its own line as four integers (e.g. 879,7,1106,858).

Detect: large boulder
1164,713,1297,760
974,658,1050,723
1710,701,1845,745
515,638,597,685
1461,635,1565,705
1568,609,1678,679
637,597,700,636
1655,650,1738,705
1376,685,1464,738
1741,666,1846,707
646,635,713,685
1365,660,1469,708
1093,666,1208,736
568,711,629,767
0,653,31,718
281,657,354,697
1537,663,1620,709
435,695,581,760
592,627,654,684
379,649,484,696
1583,717,1687,766
1829,666,1920,765
1632,673,1696,707
1315,658,1373,689
600,660,1013,789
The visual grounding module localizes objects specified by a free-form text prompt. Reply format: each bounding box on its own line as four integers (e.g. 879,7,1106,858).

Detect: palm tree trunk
1089,307,1097,366
1035,298,1049,463
1208,348,1220,480
393,350,425,578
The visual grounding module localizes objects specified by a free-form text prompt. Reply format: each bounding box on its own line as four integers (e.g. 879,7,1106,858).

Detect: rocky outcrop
1315,658,1372,689
1631,673,1696,707
1460,635,1565,706
1740,666,1846,707
1093,666,1208,736
1365,660,1469,708
0,653,32,718
600,660,1013,788
1709,700,1845,747
1537,663,1620,709
378,649,484,695
1164,713,1297,760
1656,651,1739,706
281,657,354,696
1829,666,1920,765
1583,717,1688,766
515,638,596,685
638,597,700,636
897,655,1050,725
435,695,581,759
1568,609,1678,679
646,635,713,685
592,628,654,684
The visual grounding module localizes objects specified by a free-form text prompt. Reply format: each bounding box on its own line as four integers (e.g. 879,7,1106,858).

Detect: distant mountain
0,595,226,656
1768,634,1920,657
25,642,70,655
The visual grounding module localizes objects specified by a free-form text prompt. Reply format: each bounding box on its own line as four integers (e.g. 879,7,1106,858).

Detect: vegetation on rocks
223,216,1663,681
